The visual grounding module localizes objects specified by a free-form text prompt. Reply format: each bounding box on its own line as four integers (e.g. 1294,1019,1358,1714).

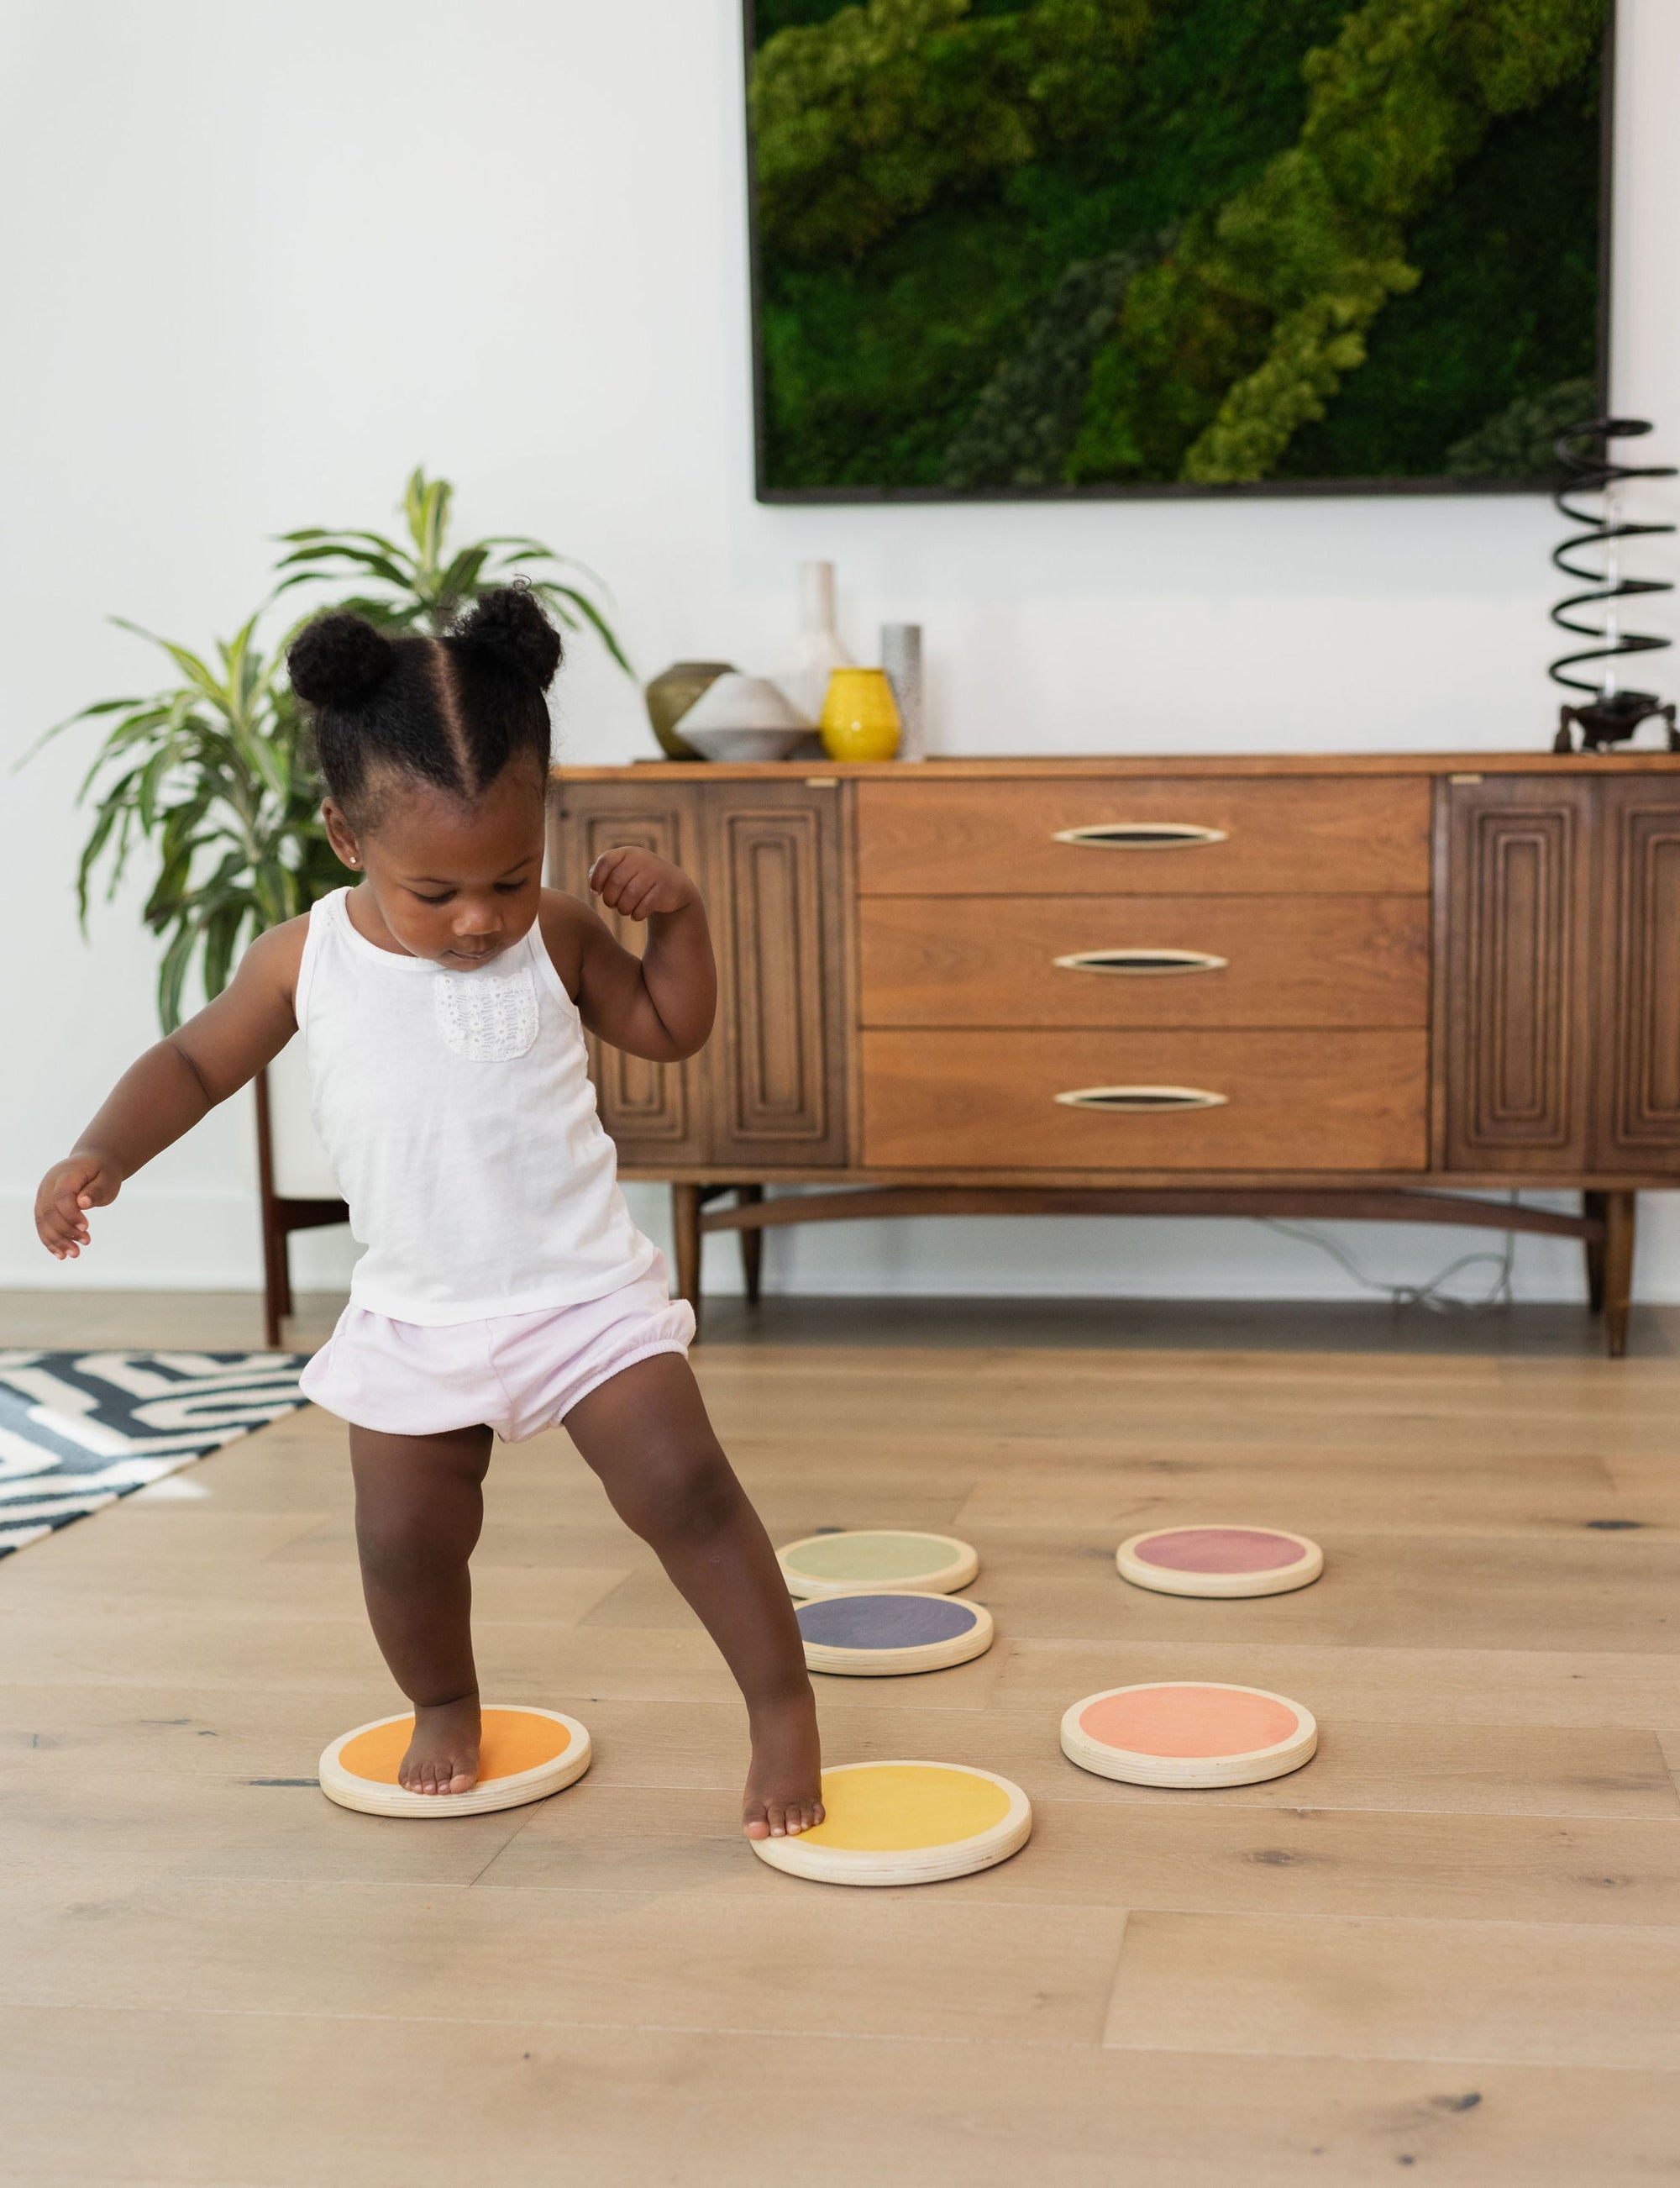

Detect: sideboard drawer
859,894,1428,1028
862,1030,1429,1170
856,778,1431,896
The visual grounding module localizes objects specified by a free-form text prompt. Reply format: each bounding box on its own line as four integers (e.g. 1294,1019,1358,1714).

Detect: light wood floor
3,1294,1679,2185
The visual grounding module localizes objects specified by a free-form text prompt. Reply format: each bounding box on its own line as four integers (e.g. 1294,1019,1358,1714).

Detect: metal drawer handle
1053,948,1228,977
1054,1085,1228,1112
1052,822,1228,849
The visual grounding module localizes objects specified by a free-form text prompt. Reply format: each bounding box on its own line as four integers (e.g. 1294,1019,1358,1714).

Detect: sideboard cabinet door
1441,778,1594,1171
1594,782,1680,1170
701,781,848,1167
548,783,709,1165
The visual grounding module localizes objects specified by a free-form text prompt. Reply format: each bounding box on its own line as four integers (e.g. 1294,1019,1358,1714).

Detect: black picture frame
741,3,1615,507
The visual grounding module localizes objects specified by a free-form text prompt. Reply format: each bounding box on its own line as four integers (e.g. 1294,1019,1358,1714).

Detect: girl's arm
34,918,307,1260
538,850,716,1063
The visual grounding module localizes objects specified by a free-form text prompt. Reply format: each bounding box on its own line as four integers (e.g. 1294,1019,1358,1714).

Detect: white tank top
293,886,659,1324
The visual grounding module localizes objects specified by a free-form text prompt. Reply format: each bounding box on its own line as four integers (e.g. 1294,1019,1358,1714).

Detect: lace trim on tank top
433,961,540,1061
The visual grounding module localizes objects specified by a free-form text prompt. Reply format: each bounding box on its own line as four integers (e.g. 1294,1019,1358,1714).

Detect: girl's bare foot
398,1694,481,1795
742,1691,825,1840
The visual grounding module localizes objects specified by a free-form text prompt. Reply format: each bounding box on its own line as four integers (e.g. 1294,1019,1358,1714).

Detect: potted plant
272,466,633,664
34,469,631,1331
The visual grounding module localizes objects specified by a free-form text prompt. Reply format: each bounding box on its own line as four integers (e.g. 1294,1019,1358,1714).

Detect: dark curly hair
288,584,563,825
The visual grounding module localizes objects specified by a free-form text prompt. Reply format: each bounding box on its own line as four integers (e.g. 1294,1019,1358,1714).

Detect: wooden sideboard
549,754,1680,1355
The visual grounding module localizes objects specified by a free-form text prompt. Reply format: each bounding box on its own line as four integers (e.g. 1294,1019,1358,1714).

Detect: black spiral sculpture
1550,416,1677,752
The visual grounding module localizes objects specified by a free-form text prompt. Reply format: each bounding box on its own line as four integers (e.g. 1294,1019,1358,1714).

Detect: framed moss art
743,0,1612,500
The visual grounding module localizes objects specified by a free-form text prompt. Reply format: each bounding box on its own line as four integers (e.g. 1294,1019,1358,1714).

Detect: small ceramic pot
820,667,900,763
644,661,736,760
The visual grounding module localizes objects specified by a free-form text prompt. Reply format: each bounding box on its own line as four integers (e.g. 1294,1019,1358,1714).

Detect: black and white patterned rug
0,1350,311,1559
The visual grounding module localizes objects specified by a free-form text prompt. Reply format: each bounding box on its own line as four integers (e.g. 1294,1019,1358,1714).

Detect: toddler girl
34,586,824,1839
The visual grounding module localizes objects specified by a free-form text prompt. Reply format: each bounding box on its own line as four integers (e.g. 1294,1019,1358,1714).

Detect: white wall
3,0,1677,1305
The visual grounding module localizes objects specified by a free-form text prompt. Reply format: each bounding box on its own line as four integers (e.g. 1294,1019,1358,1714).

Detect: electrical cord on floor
1257,1196,1520,1315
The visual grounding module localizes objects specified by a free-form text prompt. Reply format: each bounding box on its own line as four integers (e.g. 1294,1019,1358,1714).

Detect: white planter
784,559,852,723
265,1033,341,1200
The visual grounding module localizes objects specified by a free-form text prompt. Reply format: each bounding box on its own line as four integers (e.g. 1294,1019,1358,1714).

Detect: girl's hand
34,1153,124,1260
589,846,697,923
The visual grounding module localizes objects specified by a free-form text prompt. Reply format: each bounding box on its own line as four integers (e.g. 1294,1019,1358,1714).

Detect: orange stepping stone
319,1705,591,1817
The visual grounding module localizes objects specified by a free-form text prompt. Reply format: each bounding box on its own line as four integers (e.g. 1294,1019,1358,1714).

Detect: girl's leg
563,1352,822,1840
349,1421,492,1795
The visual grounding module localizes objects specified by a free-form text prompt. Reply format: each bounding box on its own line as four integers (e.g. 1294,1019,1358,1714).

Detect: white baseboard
5,1186,1677,1303
624,1184,1680,1306
0,1189,268,1290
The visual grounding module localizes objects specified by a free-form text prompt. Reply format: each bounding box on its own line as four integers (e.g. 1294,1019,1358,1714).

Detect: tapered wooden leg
261,1227,286,1352
255,1068,288,1350
738,1184,764,1306
1603,1191,1635,1360
1583,1190,1608,1314
672,1181,702,1339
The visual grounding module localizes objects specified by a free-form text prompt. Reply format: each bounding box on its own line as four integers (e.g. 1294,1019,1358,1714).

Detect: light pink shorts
298,1274,696,1443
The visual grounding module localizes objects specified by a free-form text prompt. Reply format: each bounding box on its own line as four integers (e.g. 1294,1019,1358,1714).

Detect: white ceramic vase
785,560,852,723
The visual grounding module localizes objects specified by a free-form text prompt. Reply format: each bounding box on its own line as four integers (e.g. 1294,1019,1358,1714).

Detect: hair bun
454,584,564,691
287,611,395,708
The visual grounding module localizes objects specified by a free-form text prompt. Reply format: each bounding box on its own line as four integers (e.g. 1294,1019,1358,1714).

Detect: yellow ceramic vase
820,667,901,762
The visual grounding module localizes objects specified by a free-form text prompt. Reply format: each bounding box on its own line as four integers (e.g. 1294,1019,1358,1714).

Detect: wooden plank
618,1159,1680,1190
963,1533,1680,1653
952,1453,1622,1535
0,1775,537,1896
1046,1718,1676,1821
555,751,1680,778
497,1695,1675,1820
994,1638,1680,1735
477,1784,1680,1927
1104,1910,1680,2067
699,779,849,1166
0,1556,632,1627
1593,781,1680,1172
859,893,1430,1029
855,777,1432,896
862,1028,1430,1171
0,1597,636,1693
4,2001,1674,2187
0,1877,1126,2048
547,781,709,1162
1441,778,1596,1175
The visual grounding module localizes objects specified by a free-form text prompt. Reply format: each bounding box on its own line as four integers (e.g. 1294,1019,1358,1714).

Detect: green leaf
109,619,228,706
157,907,205,1032
484,537,614,593
273,543,416,588
201,900,248,1002
537,582,635,676
435,544,490,607
73,801,123,929
276,527,407,560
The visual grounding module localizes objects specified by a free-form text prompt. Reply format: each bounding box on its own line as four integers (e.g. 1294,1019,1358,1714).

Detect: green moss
753,0,853,41
1278,83,1600,478
748,0,1607,492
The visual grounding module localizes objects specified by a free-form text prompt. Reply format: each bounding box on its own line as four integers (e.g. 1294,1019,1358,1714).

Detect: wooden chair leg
738,1184,764,1306
255,1067,288,1350
672,1181,702,1339
1603,1191,1635,1360
261,1225,287,1351
1583,1189,1608,1313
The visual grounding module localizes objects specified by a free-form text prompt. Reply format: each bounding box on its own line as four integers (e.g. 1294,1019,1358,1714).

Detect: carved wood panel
1441,778,1594,1171
546,783,709,1164
701,782,848,1166
1594,782,1680,1170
